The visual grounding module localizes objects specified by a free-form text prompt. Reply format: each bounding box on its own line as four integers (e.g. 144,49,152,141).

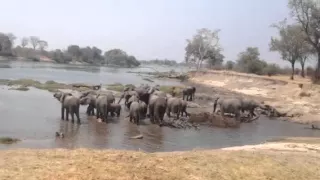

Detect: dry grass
0,149,319,180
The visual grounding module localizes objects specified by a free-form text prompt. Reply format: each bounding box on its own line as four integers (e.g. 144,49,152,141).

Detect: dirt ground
188,70,320,124
0,143,320,180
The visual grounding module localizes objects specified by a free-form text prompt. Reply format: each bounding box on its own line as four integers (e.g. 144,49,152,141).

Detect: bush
306,66,314,77
263,63,281,76
225,61,235,70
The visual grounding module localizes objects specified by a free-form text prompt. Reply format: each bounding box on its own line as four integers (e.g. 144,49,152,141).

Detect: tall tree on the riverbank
206,48,225,68
67,45,81,62
0,33,12,55
288,0,320,81
38,40,48,51
21,37,29,48
270,20,310,80
6,33,16,47
30,36,40,50
185,28,221,70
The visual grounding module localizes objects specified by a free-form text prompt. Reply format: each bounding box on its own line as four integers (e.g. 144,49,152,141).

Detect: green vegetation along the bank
0,78,186,96
0,137,20,144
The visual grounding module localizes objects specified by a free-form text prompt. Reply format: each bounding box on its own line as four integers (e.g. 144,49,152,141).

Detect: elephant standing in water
54,92,81,124
182,86,196,101
180,99,188,117
213,97,242,121
149,94,167,125
166,97,182,119
239,98,265,118
80,94,97,116
118,90,139,107
108,103,122,117
95,93,115,122
129,101,141,125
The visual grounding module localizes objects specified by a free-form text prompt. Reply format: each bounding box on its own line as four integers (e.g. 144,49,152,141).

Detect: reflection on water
1,86,320,152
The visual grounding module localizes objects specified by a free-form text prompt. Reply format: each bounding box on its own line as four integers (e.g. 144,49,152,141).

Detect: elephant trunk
213,97,220,113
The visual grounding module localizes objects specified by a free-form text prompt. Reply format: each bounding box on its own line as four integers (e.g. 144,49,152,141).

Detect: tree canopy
185,28,222,70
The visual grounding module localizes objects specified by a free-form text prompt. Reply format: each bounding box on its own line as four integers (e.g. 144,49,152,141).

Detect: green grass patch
0,137,20,144
10,86,30,91
106,83,136,92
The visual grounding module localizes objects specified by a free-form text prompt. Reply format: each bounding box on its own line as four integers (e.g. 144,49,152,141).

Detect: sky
2,0,311,67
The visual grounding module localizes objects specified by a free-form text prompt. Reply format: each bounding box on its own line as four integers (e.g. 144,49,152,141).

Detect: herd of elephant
53,83,266,125
52,84,197,125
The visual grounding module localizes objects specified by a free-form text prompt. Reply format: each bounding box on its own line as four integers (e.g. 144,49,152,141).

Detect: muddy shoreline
187,70,320,126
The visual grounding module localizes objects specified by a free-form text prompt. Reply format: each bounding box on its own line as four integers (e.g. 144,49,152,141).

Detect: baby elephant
139,101,148,118
129,101,140,125
108,103,122,117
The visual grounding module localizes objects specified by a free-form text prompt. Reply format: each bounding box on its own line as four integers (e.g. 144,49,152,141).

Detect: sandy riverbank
0,139,319,180
189,70,320,124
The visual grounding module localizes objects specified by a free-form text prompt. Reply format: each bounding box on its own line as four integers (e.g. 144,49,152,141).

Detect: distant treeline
140,59,178,66
0,34,140,68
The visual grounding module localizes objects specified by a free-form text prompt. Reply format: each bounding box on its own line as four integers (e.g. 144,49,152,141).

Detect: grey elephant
240,98,265,118
139,101,148,118
166,97,182,119
149,95,167,125
108,103,122,117
180,99,188,117
118,90,139,105
182,86,196,101
126,95,139,109
213,97,242,121
53,92,81,124
128,101,141,125
80,94,97,116
95,93,115,122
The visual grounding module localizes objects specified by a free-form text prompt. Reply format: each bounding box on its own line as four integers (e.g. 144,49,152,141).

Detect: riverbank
189,70,320,124
1,139,319,180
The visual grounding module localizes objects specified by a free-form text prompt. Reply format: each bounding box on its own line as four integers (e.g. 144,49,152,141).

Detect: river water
0,61,319,152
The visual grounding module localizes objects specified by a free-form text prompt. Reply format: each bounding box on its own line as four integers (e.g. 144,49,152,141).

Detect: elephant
149,95,167,125
166,97,182,119
180,99,188,117
95,93,115,122
126,95,139,109
129,101,141,125
182,86,196,101
240,98,266,118
213,97,242,121
118,90,139,105
139,101,148,118
80,94,97,116
123,86,135,92
80,90,97,99
108,103,122,117
53,92,81,124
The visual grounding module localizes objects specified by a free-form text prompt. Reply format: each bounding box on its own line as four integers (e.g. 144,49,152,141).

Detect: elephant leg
129,115,133,122
235,110,241,121
61,106,65,120
96,108,100,119
75,106,81,124
149,106,155,123
65,107,70,121
86,106,90,115
70,107,75,123
166,108,171,118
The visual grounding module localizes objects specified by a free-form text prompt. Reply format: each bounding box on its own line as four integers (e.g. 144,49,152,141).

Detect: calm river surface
0,61,319,152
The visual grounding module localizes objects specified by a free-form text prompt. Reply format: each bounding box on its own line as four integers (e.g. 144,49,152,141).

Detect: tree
0,33,12,55
38,40,48,51
237,47,267,75
21,37,29,48
29,36,40,50
270,21,307,80
104,49,140,67
6,33,16,47
67,45,81,61
205,48,224,68
185,28,221,70
298,41,314,77
225,61,235,70
288,0,320,80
